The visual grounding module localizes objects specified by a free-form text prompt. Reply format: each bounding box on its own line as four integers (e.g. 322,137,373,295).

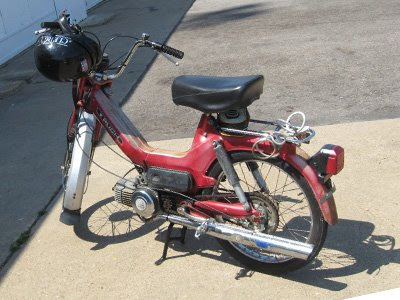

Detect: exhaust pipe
156,213,313,260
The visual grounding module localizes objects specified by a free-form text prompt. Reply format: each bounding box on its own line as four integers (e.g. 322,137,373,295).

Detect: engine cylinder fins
113,177,136,207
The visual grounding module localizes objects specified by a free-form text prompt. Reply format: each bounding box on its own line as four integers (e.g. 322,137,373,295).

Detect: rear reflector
308,144,344,176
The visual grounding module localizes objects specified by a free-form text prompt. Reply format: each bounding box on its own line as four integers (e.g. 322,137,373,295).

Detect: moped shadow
74,197,399,291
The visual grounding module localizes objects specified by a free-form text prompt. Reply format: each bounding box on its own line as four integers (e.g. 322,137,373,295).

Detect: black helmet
34,33,102,82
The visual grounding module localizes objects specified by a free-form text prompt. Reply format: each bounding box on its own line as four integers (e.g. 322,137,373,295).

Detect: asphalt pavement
123,0,400,140
0,0,194,266
0,0,399,298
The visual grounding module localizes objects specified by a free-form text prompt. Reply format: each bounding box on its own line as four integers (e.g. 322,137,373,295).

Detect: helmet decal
40,35,72,47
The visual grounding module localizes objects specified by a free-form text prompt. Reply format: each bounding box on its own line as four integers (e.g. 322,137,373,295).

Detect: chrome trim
220,127,266,138
106,41,142,80
219,127,316,145
156,214,314,260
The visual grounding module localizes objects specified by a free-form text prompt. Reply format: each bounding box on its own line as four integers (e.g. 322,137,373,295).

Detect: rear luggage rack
217,112,316,159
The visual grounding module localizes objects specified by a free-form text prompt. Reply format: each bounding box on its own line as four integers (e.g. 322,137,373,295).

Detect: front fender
283,152,338,225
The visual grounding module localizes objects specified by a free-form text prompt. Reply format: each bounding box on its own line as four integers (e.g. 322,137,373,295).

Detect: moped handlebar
145,40,184,59
101,33,184,80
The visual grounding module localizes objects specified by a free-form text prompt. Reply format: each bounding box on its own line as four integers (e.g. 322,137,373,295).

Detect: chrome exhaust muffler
156,213,313,260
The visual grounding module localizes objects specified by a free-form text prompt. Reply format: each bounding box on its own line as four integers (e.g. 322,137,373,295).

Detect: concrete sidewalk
0,118,399,299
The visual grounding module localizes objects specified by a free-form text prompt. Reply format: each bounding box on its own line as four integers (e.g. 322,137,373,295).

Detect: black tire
206,151,328,274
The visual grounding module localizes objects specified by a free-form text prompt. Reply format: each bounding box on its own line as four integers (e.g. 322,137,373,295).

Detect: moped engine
113,178,159,219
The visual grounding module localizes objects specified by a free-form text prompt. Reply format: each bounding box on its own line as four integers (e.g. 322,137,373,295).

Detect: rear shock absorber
213,141,251,212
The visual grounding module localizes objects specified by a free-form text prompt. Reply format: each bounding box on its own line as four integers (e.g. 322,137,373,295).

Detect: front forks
60,112,96,225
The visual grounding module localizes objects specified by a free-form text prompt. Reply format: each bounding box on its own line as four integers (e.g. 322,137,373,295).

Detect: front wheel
206,151,328,274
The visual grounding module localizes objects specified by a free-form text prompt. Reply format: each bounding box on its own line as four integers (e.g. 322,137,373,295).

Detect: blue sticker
256,241,270,248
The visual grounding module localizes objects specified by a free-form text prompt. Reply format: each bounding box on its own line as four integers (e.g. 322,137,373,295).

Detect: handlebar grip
161,45,184,59
41,21,61,29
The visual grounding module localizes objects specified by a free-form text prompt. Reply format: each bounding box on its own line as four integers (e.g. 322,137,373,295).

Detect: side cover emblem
96,108,123,144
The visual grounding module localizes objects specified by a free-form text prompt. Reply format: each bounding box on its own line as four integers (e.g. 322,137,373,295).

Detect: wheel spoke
268,178,295,195
92,219,111,235
239,178,258,191
279,201,307,216
239,163,249,189
273,168,281,200
287,228,301,241
263,163,273,184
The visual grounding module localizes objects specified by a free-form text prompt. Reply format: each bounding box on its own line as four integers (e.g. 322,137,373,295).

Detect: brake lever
160,52,180,66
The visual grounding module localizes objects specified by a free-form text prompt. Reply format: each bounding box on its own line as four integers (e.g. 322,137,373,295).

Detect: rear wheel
206,151,327,274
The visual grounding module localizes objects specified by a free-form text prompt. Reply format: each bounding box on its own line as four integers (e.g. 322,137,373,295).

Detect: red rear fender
284,153,338,225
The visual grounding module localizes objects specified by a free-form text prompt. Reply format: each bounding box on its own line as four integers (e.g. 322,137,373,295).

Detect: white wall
0,0,101,65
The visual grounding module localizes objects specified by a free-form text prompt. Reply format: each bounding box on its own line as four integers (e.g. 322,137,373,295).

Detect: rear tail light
308,144,344,181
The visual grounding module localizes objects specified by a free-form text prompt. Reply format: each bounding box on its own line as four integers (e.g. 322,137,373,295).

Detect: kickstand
155,223,187,265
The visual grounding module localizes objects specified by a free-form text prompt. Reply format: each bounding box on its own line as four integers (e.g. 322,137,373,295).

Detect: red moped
34,15,344,273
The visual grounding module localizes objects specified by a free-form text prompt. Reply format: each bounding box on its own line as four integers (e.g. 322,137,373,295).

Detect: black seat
171,75,264,113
